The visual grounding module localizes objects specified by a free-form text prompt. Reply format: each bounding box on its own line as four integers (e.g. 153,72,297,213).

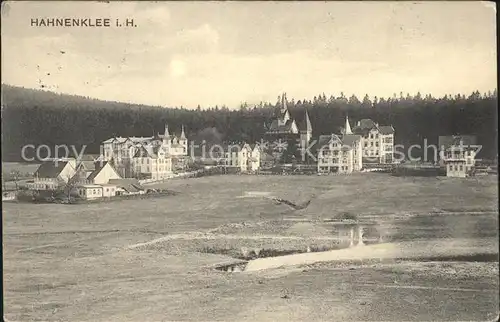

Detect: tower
300,109,312,145
179,125,187,155
344,115,353,135
278,92,290,125
163,123,171,148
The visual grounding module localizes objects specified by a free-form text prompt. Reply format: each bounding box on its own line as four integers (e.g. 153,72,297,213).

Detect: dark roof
291,109,312,133
438,135,477,149
342,134,362,147
80,160,96,171
358,119,377,129
317,134,342,148
267,119,296,133
317,135,332,147
352,118,377,136
79,154,100,161
108,178,144,193
86,161,119,182
34,161,68,178
267,108,311,134
249,143,260,151
378,126,395,135
352,119,395,136
133,145,161,158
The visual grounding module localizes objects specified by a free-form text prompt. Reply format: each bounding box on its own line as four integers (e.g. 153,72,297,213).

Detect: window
459,165,463,172
370,142,374,147
106,188,109,192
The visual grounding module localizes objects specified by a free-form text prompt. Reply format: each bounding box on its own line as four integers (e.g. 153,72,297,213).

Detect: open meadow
3,173,499,321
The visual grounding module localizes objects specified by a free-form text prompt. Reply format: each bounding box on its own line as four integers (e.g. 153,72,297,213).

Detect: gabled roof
109,179,144,193
317,134,360,151
267,119,298,133
34,161,69,178
128,136,154,143
102,138,117,144
357,119,377,129
342,134,362,147
317,134,342,148
317,135,332,148
379,125,395,135
293,109,312,133
86,161,121,182
79,161,96,171
438,135,477,149
249,143,261,151
79,154,100,161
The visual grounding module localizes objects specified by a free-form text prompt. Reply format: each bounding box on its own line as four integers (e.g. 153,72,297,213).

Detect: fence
139,170,205,185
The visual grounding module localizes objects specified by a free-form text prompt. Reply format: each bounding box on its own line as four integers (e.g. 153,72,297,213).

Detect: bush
337,212,358,220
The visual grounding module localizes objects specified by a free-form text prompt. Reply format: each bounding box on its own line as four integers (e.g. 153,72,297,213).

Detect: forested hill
1,84,498,162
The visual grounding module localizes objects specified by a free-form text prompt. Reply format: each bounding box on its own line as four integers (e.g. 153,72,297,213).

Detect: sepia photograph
1,1,498,321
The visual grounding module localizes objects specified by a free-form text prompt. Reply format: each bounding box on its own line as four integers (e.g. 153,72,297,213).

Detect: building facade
28,158,78,191
439,135,477,178
317,130,363,174
225,143,261,173
100,123,188,178
264,93,312,161
351,119,395,164
132,143,173,180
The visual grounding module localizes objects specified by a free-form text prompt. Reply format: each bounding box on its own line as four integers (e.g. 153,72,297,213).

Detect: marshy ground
3,173,499,321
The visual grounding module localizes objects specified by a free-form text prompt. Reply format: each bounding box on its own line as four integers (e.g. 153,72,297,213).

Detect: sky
1,1,497,109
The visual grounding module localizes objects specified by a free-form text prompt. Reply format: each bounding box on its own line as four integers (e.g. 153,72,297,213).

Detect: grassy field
3,173,499,321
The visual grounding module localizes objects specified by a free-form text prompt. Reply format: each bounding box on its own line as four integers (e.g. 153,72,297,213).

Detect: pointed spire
304,109,312,132
345,115,352,135
180,125,186,139
282,92,287,111
164,123,170,137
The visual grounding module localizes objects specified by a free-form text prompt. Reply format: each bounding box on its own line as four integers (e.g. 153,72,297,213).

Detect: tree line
1,84,497,161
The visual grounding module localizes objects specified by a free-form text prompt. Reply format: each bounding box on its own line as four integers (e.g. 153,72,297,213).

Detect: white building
75,184,104,199
85,161,122,185
351,119,395,164
100,123,189,177
317,132,363,174
225,143,261,173
132,144,173,180
439,135,477,178
28,158,78,191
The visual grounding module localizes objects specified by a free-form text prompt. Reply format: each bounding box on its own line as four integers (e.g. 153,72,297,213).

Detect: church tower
344,115,353,135
179,125,188,155
278,92,290,126
163,123,171,149
300,109,312,145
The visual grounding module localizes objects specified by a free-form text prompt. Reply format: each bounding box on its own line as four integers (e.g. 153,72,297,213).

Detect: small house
439,135,477,178
29,158,78,191
108,178,145,195
86,161,122,185
75,184,104,199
